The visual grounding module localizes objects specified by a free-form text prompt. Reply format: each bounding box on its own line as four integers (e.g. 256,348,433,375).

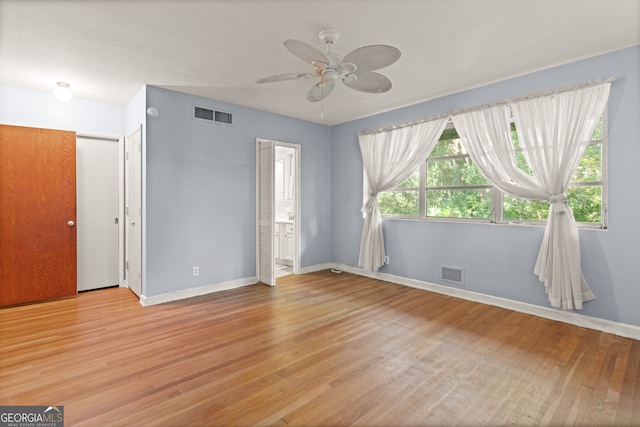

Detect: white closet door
258,140,275,286
76,136,119,291
126,127,142,297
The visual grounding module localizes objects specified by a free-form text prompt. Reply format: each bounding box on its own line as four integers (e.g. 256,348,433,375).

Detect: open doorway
274,145,296,278
256,139,300,286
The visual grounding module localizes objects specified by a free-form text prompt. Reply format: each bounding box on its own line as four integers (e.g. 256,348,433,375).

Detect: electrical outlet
384,256,390,264
192,266,199,277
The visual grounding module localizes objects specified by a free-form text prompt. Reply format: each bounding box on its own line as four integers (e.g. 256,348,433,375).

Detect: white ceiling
1,0,638,125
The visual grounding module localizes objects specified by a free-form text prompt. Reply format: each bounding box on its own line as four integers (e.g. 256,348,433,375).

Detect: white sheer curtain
452,104,547,200
453,82,611,309
359,118,448,271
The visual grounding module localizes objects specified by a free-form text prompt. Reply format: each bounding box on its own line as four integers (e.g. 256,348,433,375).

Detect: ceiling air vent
193,105,233,126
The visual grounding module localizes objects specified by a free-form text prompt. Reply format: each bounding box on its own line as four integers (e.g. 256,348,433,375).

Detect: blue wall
144,87,332,296
2,46,638,329
331,46,640,326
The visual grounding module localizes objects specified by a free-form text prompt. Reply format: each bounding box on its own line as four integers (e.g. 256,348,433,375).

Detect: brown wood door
0,125,77,306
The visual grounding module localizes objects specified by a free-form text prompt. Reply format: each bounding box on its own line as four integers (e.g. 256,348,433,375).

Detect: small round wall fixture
147,107,159,118
54,82,72,101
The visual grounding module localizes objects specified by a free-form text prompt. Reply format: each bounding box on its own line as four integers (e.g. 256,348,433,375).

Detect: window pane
572,144,601,182
514,147,602,181
427,157,490,187
503,186,602,223
592,117,603,140
427,189,492,219
379,190,418,216
430,138,468,158
515,152,533,176
396,172,419,189
568,186,602,223
503,196,549,222
511,128,521,149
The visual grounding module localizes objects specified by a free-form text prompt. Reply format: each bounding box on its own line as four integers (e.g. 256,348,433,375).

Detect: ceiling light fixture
54,82,72,101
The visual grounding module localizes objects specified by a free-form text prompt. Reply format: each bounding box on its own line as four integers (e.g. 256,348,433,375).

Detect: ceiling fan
256,29,401,102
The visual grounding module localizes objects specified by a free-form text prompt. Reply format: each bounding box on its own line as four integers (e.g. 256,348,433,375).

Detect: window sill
380,215,606,230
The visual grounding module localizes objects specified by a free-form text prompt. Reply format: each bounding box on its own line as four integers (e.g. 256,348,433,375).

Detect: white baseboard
135,263,640,341
299,263,336,274
336,264,640,341
140,276,258,306
138,262,335,306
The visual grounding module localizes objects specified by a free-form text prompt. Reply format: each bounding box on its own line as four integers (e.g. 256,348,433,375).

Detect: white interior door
76,136,119,291
257,139,275,286
126,127,142,297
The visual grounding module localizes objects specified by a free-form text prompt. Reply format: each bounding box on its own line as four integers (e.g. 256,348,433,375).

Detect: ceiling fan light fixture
54,81,72,101
258,29,400,104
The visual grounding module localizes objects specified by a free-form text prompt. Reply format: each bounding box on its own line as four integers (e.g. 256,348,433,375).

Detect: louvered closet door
258,140,275,286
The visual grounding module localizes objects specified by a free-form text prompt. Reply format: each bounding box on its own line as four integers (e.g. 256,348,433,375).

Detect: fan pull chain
321,96,324,120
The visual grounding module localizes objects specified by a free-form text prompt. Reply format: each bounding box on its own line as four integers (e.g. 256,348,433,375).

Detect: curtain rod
358,77,615,136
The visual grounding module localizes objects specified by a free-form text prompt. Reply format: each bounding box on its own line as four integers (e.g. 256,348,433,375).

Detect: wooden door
0,125,77,306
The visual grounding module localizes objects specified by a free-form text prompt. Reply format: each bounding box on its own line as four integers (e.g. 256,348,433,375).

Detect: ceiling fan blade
306,80,335,102
256,73,312,84
342,45,401,72
344,71,392,94
284,39,330,66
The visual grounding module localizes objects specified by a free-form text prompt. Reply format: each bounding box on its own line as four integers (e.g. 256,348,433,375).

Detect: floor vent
193,105,233,125
441,265,464,285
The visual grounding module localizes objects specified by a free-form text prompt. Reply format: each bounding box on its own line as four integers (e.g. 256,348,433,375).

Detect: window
377,171,420,217
426,130,493,219
378,117,606,227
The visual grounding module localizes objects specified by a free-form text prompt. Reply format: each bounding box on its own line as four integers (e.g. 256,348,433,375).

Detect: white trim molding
299,263,336,275
137,262,333,306
140,277,257,306
336,264,640,341
135,263,640,341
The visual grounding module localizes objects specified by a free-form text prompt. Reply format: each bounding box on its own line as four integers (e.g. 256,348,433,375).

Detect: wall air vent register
441,265,464,285
193,105,233,125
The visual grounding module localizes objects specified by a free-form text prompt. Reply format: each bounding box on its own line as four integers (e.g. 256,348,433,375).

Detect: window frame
378,111,608,229
425,145,494,223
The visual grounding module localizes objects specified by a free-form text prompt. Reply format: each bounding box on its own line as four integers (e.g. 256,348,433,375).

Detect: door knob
68,220,75,227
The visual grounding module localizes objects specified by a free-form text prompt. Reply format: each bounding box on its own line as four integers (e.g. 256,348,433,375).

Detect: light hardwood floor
1,270,638,426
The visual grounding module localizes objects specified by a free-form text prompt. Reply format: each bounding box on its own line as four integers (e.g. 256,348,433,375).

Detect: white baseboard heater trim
335,264,640,341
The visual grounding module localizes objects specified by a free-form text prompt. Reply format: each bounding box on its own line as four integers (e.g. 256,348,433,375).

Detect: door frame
124,126,143,297
255,138,301,284
76,134,121,291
